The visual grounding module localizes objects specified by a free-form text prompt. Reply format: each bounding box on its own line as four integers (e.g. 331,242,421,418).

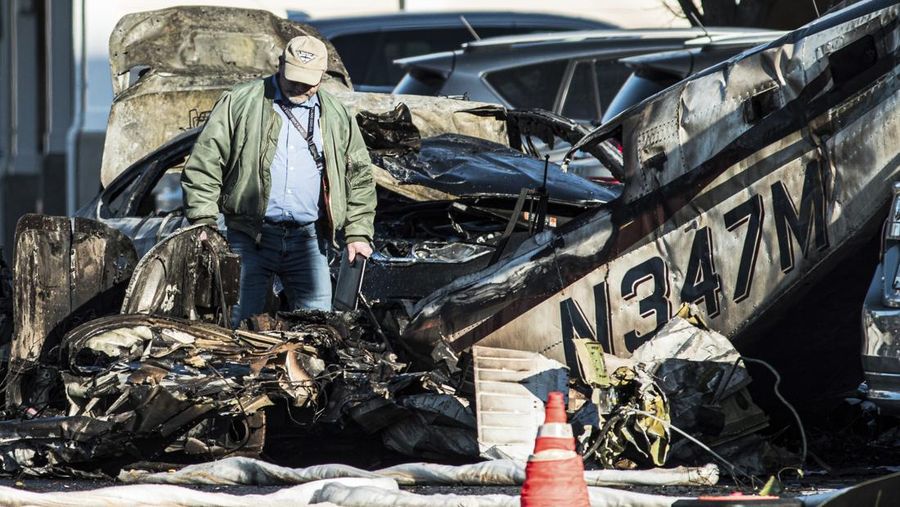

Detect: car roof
395,27,777,72
618,30,786,78
459,27,773,52
681,30,786,48
298,11,614,37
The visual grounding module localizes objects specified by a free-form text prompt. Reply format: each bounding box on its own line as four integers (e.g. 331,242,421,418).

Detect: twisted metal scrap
590,365,671,468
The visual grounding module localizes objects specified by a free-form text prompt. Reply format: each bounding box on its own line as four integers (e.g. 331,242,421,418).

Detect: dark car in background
393,28,781,126
290,11,614,92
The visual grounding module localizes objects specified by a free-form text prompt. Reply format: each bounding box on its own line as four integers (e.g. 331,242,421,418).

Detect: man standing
181,35,375,326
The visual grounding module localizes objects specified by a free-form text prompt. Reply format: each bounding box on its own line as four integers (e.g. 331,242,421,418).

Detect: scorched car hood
101,6,511,186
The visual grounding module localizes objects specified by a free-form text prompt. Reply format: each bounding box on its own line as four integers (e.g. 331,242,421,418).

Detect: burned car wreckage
0,0,898,479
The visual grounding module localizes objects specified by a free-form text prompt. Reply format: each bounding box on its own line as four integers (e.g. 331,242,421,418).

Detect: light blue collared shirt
265,78,324,224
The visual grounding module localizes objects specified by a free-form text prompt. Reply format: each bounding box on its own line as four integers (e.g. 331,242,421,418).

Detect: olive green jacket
181,77,376,245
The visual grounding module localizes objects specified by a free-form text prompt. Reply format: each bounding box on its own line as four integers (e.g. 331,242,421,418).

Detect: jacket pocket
219,168,240,214
221,192,235,215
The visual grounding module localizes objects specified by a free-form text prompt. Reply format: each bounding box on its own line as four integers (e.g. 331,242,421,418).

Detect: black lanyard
278,101,324,169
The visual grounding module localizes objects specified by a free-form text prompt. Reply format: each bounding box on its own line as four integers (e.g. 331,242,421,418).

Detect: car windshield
104,147,190,218
484,60,567,110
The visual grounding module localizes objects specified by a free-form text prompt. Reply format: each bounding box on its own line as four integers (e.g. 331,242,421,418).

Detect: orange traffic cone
520,391,590,507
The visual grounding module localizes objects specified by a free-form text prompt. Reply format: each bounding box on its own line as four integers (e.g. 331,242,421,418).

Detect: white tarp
121,456,718,488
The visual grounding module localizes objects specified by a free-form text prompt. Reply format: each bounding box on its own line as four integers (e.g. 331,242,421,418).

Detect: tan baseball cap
282,36,328,85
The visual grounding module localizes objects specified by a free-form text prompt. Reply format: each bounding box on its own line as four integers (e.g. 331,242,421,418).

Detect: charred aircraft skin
10,308,405,477
120,224,240,323
400,0,900,368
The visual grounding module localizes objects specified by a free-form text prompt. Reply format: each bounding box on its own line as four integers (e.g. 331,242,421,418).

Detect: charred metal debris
0,106,644,478
0,215,775,480
0,219,656,478
0,219,432,476
0,106,603,475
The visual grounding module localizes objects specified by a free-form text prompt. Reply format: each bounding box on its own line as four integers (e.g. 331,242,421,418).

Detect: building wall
0,0,72,262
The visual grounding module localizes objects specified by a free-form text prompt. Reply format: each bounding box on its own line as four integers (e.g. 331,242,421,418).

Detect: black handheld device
333,254,367,311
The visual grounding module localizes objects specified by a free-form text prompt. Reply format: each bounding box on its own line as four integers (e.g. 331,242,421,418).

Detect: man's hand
347,241,373,263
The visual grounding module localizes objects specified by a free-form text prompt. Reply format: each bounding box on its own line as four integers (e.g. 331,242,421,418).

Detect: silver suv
394,28,781,125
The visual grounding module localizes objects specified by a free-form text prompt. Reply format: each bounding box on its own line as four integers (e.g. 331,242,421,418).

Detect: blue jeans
228,222,332,327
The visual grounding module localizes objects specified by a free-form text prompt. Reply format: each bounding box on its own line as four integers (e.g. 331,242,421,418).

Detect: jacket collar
267,75,320,109
264,74,277,102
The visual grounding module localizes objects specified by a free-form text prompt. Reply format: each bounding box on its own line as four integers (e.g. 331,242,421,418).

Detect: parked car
393,28,780,126
292,11,614,93
600,31,784,123
862,183,900,414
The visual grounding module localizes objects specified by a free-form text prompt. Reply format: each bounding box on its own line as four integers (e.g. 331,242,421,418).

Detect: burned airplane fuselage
399,0,900,368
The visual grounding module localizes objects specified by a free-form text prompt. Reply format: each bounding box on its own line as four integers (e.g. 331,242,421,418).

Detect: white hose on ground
119,458,380,485
583,463,719,487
